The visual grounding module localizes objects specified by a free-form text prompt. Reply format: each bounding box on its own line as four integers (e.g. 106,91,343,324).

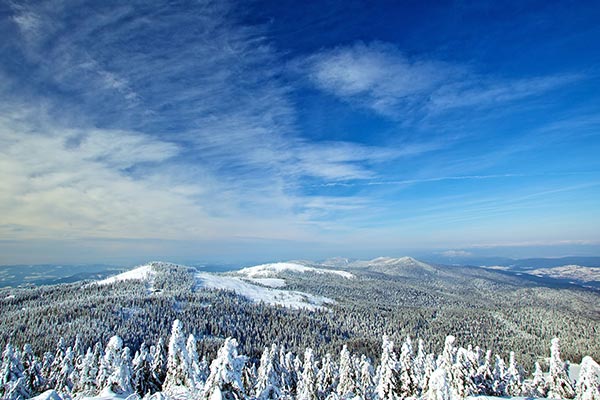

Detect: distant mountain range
1,255,599,289
420,255,600,269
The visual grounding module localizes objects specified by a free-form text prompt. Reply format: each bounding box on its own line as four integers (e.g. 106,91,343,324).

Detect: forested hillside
1,260,599,399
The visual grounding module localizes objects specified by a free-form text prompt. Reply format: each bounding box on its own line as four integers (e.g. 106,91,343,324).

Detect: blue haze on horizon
1,0,599,265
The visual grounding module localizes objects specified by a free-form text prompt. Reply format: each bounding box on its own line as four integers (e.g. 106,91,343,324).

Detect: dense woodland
2,319,600,400
1,262,599,399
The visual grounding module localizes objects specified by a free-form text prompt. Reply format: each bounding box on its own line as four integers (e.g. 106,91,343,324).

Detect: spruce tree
297,348,318,400
547,338,575,399
375,335,398,400
575,356,600,400
203,338,246,400
336,345,355,398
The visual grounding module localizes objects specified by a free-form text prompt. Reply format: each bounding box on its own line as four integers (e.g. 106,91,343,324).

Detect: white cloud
440,250,473,258
300,42,579,118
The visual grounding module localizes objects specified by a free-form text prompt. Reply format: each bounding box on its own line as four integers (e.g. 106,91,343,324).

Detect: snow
30,390,63,400
95,264,155,286
246,278,287,288
75,388,137,400
237,262,354,279
528,265,600,283
195,272,334,310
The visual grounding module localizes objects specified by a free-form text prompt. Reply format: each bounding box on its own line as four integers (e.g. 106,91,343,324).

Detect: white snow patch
195,272,334,310
30,390,63,400
237,262,354,279
95,265,155,286
246,278,287,288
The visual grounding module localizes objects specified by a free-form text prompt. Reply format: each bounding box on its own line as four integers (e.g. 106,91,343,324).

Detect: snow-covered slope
95,264,156,285
527,265,600,283
195,272,334,310
337,256,439,276
236,262,354,279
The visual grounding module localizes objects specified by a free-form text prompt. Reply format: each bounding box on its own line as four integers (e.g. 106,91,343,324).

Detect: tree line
2,319,599,400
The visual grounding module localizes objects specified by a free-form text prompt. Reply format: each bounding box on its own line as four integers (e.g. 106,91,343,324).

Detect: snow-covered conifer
547,338,575,399
112,346,133,394
575,356,600,400
76,347,97,394
202,337,246,400
421,353,437,396
336,345,355,398
358,355,374,400
413,339,427,394
397,335,416,398
505,351,522,396
40,352,54,390
317,353,338,398
21,344,44,394
255,346,280,400
96,335,132,394
54,347,75,394
473,350,493,395
491,354,507,396
151,339,167,389
297,348,318,400
375,335,398,400
1,343,31,400
187,334,203,391
450,347,475,399
280,350,297,395
439,336,456,371
426,368,450,400
526,361,548,398
164,320,193,391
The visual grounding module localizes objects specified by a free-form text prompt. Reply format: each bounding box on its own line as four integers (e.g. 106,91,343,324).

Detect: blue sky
1,0,600,265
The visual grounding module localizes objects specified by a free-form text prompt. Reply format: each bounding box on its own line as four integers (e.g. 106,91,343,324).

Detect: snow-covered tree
491,354,507,396
421,353,437,396
47,338,67,390
76,347,98,394
280,350,298,395
202,337,246,400
187,334,204,391
575,356,600,400
358,355,374,400
163,320,195,392
317,353,338,398
426,368,451,400
473,349,493,395
21,344,44,394
1,343,31,400
336,345,355,398
375,335,398,400
132,342,156,396
151,339,167,389
397,335,416,398
526,361,548,398
96,335,132,395
255,346,281,400
113,347,133,394
53,347,75,394
297,348,318,400
547,338,575,399
450,347,475,399
413,339,427,394
505,351,523,396
439,336,456,371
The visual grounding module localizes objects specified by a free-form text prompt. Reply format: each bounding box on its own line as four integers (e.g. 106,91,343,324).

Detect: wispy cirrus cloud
299,41,581,118
2,0,415,247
